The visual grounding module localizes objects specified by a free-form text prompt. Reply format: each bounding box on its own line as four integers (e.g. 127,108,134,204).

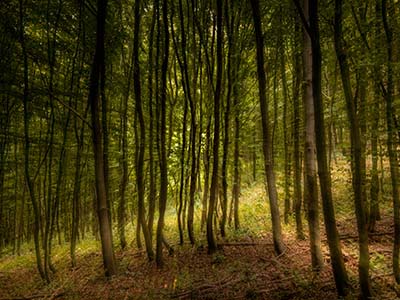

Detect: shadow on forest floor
0,213,397,300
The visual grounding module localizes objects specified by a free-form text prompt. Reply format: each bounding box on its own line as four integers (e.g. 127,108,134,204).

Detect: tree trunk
207,0,223,254
250,0,285,255
302,0,323,269
381,0,400,284
147,1,157,242
19,0,46,282
88,0,116,277
156,0,169,267
306,0,350,295
334,0,372,297
134,0,154,261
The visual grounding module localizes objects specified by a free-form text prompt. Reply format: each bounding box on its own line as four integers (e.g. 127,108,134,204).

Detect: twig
322,231,394,242
0,290,65,300
171,274,237,299
371,272,393,280
219,242,273,247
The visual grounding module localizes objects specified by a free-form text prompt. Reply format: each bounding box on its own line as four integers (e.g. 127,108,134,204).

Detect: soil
0,214,397,300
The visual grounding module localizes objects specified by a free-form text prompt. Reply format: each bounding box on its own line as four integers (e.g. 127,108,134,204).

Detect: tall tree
334,0,371,296
250,0,285,255
19,0,46,281
304,0,350,295
133,0,154,261
381,0,400,284
156,0,170,267
302,0,323,270
88,0,116,277
207,0,223,254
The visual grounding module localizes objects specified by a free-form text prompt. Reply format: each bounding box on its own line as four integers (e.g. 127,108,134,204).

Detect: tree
156,0,170,267
207,0,223,254
88,0,116,277
19,0,46,282
381,0,400,284
133,0,154,261
250,0,285,255
334,0,371,296
301,0,323,269
306,0,350,295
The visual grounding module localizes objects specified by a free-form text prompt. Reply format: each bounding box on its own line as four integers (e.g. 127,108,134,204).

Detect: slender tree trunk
118,51,132,250
231,28,241,230
220,0,234,238
250,0,285,255
301,0,323,269
176,0,196,245
291,21,304,239
334,0,371,297
178,93,187,245
147,2,157,241
134,0,154,261
201,116,211,230
382,0,400,284
207,0,223,254
369,0,382,232
306,0,350,295
88,0,116,277
156,0,169,267
19,0,46,282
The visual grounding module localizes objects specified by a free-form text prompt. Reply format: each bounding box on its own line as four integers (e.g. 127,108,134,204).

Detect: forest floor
0,160,399,299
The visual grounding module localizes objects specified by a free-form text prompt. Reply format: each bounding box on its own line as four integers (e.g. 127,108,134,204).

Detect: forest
0,0,399,298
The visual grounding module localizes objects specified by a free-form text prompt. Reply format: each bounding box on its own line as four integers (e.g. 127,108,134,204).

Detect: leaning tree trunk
334,0,372,297
250,0,284,255
306,0,350,295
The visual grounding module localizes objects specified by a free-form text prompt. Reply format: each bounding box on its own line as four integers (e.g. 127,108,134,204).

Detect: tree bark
334,0,372,297
250,0,285,255
133,0,154,261
302,0,323,269
19,0,46,282
381,0,400,284
156,0,169,267
207,0,223,254
88,0,116,277
307,0,349,295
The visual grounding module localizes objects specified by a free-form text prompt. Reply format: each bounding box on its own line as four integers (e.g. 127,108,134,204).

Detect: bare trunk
88,0,116,277
302,0,323,269
250,0,284,255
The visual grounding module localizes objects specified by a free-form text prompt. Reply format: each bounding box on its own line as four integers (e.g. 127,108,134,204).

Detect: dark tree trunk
88,0,116,277
134,0,154,261
250,0,285,255
220,0,234,238
381,0,400,284
334,0,372,297
207,0,223,254
156,0,169,267
147,1,157,241
19,0,46,281
302,0,323,269
307,0,350,295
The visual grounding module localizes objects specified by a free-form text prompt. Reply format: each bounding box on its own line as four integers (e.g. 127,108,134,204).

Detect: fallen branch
323,231,394,242
371,272,393,280
171,274,238,299
219,242,273,247
1,290,65,300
